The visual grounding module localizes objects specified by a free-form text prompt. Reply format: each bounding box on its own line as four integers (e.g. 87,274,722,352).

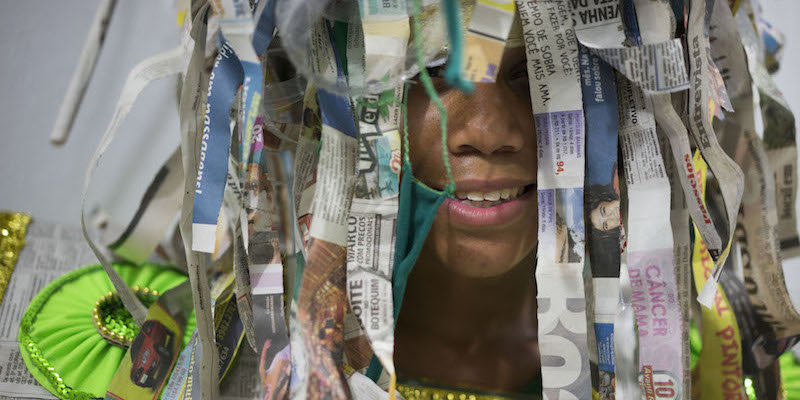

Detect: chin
423,216,538,279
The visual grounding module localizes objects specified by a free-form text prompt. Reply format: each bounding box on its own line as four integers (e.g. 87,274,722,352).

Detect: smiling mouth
454,184,536,208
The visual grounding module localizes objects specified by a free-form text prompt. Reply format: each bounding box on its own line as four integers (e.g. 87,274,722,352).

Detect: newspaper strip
219,23,296,396
635,0,726,268
0,222,97,399
49,0,117,145
233,116,264,351
191,40,244,253
628,2,695,397
463,0,516,82
265,149,304,258
346,6,406,383
346,84,404,386
573,0,718,319
357,0,410,85
210,0,277,182
294,20,357,400
569,0,625,49
516,1,592,398
80,46,188,326
660,121,693,398
733,4,800,260
751,357,784,400
706,0,800,376
686,0,745,307
589,39,690,93
724,8,800,339
570,8,627,398
690,153,746,400
616,75,684,399
161,276,246,400
614,261,643,400
287,85,324,400
570,0,690,93
307,121,358,245
177,5,220,398
578,44,620,400
719,262,799,375
109,147,184,265
243,181,293,400
210,0,261,180
212,277,246,383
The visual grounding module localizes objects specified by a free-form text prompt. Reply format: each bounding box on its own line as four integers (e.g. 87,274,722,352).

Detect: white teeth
467,191,484,201
484,190,501,201
457,187,525,203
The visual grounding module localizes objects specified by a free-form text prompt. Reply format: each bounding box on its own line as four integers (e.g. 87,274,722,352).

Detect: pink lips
445,187,536,227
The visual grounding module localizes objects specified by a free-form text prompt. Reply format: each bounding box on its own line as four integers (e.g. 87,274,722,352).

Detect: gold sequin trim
397,383,517,400
0,212,31,305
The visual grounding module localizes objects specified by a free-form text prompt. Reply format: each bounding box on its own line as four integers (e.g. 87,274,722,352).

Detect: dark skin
395,47,541,392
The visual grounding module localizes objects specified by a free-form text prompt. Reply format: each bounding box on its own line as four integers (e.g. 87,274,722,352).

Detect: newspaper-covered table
0,222,97,400
0,221,263,400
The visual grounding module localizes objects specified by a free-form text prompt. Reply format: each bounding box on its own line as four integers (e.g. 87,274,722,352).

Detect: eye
425,64,446,78
421,64,451,92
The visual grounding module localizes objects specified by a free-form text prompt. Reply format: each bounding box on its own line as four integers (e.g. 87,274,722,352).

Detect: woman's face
406,47,539,278
590,199,620,231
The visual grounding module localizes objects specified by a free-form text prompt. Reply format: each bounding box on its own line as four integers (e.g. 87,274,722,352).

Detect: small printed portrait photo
586,162,622,269
555,188,585,264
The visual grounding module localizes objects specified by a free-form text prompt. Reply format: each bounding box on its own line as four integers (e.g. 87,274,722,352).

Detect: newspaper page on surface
0,220,267,400
0,222,98,399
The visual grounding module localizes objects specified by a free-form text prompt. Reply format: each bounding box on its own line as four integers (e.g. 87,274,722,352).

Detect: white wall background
0,1,181,228
0,1,798,295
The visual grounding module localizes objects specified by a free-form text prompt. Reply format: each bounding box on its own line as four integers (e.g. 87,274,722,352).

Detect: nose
446,82,527,155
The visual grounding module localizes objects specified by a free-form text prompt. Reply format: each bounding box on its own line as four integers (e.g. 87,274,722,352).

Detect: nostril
454,144,482,154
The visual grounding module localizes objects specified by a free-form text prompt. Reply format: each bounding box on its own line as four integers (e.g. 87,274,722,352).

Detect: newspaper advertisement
517,1,592,398
579,44,620,400
616,75,684,399
660,124,693,398
690,154,746,400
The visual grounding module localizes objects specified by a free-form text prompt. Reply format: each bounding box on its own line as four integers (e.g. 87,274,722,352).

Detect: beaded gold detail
0,212,31,305
396,383,519,400
92,286,159,348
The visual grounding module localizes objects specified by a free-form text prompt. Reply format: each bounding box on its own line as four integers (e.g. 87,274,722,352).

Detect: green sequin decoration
92,287,158,347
